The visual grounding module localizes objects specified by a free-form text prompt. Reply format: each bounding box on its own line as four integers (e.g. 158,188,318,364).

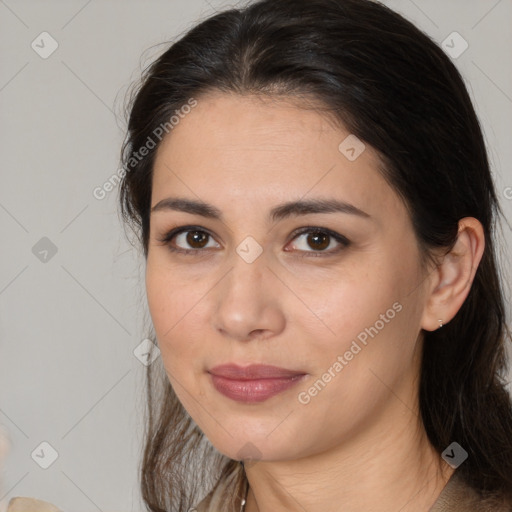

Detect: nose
211,251,286,343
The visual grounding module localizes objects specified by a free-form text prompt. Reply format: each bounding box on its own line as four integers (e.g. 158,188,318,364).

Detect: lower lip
209,373,307,403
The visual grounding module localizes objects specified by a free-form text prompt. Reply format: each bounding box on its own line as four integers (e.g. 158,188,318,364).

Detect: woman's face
146,92,431,463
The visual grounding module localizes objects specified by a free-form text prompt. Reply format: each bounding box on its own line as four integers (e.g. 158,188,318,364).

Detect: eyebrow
151,197,371,222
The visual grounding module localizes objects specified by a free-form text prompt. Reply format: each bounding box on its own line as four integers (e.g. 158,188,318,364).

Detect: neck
243,398,454,512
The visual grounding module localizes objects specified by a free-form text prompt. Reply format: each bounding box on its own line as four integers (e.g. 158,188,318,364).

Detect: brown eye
158,225,349,257
157,226,221,255
287,227,350,257
185,230,209,249
305,232,330,251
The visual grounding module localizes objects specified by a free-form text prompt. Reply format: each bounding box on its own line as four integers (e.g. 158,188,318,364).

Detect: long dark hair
118,0,512,509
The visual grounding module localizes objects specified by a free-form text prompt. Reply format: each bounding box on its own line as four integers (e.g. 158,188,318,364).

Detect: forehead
156,92,345,161
151,92,401,220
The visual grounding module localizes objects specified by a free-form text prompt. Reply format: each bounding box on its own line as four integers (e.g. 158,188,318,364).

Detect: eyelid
156,224,350,256
289,226,350,248
156,225,220,252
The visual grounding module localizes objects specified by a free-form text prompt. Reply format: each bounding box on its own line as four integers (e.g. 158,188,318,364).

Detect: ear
420,217,485,331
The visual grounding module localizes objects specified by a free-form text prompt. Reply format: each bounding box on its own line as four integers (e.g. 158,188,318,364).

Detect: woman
117,0,512,510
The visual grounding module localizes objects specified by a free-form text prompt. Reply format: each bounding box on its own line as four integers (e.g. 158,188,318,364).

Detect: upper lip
208,364,306,380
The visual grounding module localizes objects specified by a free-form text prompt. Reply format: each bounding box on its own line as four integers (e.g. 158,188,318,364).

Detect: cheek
313,264,400,345
145,261,194,358
145,266,204,411
293,293,421,439
310,255,422,380
146,262,174,337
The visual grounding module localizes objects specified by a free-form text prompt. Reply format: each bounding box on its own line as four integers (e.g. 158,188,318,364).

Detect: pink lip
208,364,307,403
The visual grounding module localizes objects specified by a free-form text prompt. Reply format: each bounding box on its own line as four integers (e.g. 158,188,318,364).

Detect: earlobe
420,217,485,332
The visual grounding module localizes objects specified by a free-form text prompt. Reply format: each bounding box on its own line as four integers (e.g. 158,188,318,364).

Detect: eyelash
156,225,351,258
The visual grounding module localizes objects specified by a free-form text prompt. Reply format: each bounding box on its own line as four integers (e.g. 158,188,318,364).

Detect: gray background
0,0,511,510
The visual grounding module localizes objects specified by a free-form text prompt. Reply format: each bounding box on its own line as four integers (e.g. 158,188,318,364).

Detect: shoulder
430,470,512,512
7,497,62,512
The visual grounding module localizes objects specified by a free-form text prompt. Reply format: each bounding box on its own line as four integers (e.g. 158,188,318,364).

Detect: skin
146,91,485,512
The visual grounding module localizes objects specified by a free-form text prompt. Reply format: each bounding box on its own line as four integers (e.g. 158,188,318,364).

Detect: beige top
193,465,512,512
7,467,511,511
7,497,62,512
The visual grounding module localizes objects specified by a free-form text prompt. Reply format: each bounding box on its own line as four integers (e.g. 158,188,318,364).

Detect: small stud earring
438,319,443,329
